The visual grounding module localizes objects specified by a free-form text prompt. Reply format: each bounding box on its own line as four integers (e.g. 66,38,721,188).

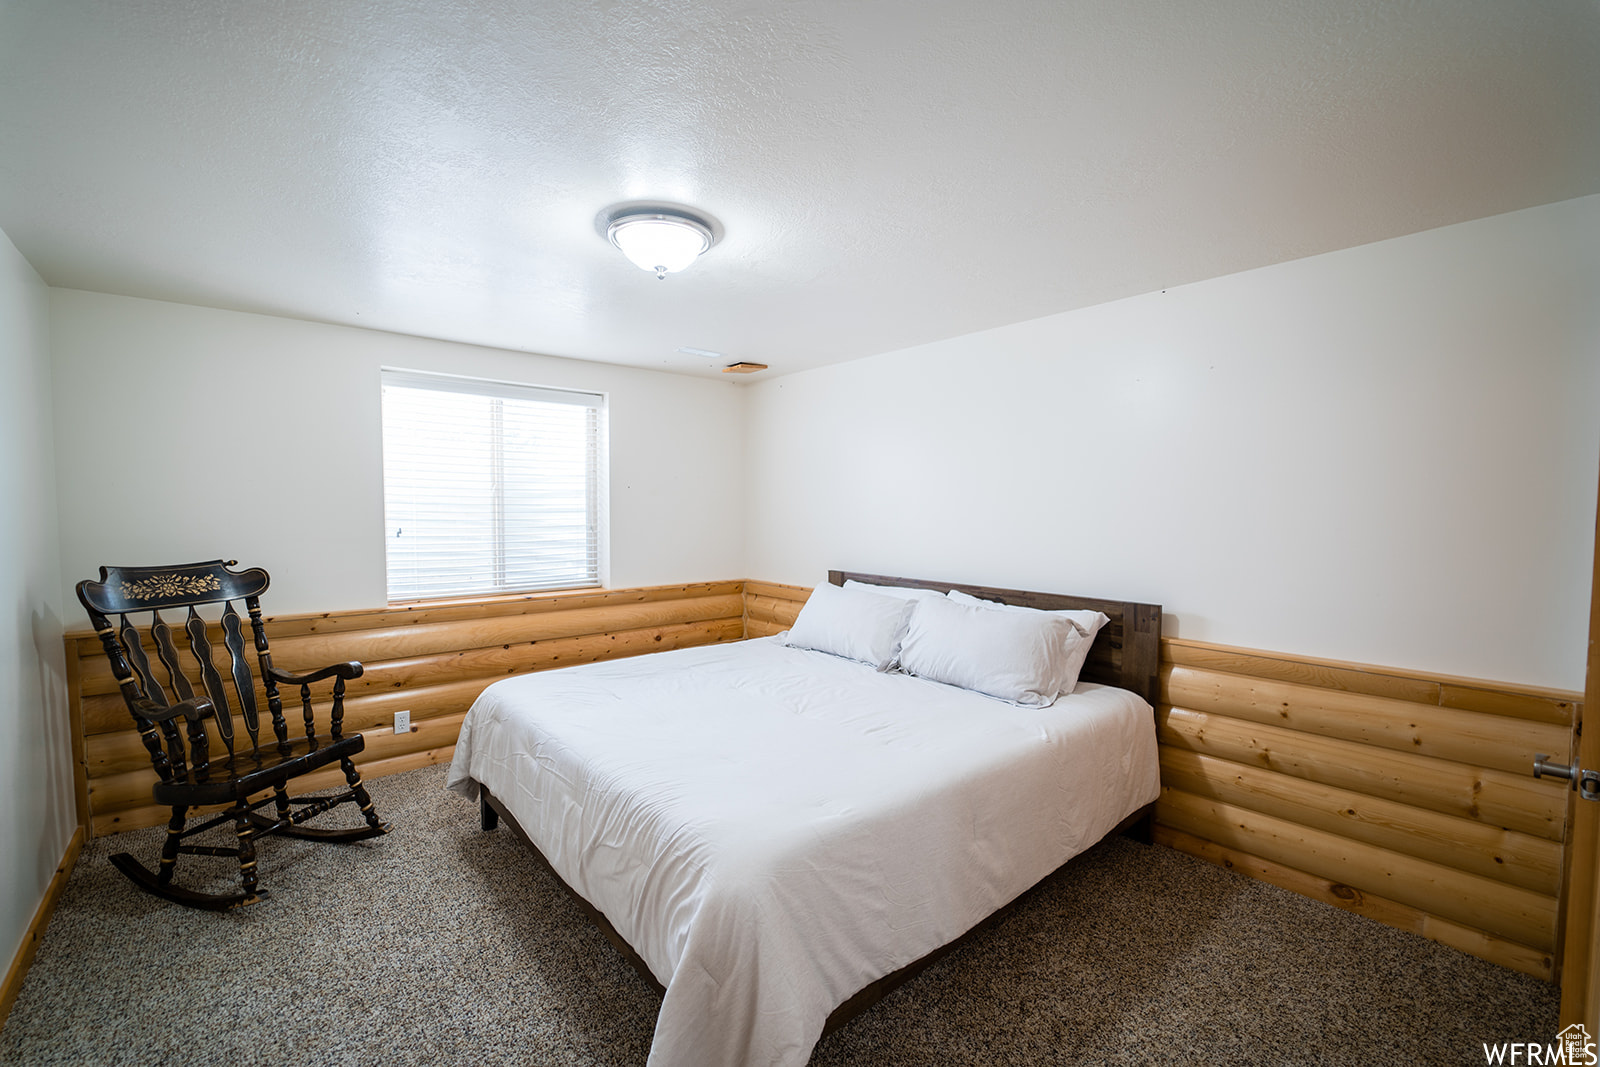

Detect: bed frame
475,572,1163,1037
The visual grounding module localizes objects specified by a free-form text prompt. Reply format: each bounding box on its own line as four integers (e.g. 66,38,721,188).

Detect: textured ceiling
3,0,1597,379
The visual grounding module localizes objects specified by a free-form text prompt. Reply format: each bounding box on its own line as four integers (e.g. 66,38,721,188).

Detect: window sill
385,583,606,610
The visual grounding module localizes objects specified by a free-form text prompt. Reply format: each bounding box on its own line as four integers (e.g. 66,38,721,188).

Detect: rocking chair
77,559,389,909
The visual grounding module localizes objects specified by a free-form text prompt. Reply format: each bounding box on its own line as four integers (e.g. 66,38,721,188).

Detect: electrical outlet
393,710,410,735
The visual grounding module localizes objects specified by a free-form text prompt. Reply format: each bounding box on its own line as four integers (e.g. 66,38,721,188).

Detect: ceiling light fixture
606,208,716,279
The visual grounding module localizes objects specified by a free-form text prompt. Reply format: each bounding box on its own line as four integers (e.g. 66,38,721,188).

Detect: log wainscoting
735,581,1582,980
743,579,809,637
1156,638,1577,980
67,577,1580,979
65,581,745,837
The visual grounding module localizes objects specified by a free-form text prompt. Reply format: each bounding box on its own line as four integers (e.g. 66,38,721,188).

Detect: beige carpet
1,763,1557,1065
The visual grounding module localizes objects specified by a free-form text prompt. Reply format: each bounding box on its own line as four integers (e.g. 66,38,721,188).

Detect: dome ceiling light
605,207,717,279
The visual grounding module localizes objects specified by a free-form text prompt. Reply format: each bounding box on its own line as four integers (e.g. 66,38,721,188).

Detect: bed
445,571,1162,1066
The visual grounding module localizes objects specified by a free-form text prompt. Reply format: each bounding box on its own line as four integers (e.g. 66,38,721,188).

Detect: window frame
379,367,609,604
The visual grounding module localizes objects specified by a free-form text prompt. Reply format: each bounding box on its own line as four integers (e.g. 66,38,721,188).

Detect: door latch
1534,754,1600,801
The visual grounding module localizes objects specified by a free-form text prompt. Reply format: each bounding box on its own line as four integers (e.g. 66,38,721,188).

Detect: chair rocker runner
77,559,389,910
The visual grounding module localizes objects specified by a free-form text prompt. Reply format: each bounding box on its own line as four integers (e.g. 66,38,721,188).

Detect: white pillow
840,581,944,668
843,579,945,602
783,580,915,671
946,590,1107,636
946,589,1108,694
897,594,1081,706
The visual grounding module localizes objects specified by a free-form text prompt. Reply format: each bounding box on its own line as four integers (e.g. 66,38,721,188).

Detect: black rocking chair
77,559,389,910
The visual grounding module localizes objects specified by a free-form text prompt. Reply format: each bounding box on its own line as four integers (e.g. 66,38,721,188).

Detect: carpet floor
1,763,1557,1066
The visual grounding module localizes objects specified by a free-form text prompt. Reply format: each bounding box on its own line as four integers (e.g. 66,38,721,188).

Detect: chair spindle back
76,560,349,784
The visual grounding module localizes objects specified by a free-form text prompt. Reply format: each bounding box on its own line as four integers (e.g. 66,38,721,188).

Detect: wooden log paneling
1163,665,1570,776
742,582,811,641
1156,637,1582,982
1163,639,1577,726
744,594,803,630
95,744,459,838
742,580,812,604
74,594,743,699
253,581,746,639
1157,786,1558,951
83,678,483,783
86,709,471,816
745,618,789,639
1158,706,1566,840
1159,748,1562,896
67,581,745,835
78,616,744,737
1155,825,1555,980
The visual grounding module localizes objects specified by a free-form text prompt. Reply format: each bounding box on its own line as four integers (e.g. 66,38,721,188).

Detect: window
381,369,605,601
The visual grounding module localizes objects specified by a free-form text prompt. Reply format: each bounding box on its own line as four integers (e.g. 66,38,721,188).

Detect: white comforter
445,637,1159,1067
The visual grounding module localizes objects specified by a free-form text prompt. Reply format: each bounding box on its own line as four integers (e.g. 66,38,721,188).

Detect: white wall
0,228,72,970
50,292,747,616
744,196,1600,691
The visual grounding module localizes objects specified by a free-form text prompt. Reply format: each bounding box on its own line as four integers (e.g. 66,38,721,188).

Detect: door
1559,460,1600,1027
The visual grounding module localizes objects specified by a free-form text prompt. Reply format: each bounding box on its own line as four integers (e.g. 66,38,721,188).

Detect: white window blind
381,369,604,601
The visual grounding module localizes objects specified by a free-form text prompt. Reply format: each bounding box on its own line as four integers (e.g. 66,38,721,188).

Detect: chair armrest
133,695,214,724
268,661,364,686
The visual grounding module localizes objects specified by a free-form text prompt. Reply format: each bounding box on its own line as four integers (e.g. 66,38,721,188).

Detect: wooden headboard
829,570,1163,707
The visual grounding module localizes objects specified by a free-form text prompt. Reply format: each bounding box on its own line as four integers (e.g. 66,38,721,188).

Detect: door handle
1535,753,1600,801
